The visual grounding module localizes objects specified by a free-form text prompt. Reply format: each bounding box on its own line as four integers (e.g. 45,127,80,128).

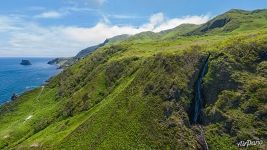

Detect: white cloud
62,23,142,43
150,13,165,25
153,15,210,32
35,11,64,19
0,13,210,57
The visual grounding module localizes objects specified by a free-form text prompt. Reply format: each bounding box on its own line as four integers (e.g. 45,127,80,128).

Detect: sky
0,0,266,57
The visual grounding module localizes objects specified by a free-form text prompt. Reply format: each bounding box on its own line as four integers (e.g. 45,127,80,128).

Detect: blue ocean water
0,58,60,104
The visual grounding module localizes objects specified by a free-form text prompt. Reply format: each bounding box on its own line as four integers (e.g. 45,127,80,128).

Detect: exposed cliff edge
47,57,72,69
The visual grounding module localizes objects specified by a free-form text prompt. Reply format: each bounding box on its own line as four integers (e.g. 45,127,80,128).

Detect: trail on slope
35,86,45,101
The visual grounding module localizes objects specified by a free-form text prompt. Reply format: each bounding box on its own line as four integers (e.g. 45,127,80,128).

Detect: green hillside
189,9,267,35
0,9,266,150
125,24,200,43
160,24,200,39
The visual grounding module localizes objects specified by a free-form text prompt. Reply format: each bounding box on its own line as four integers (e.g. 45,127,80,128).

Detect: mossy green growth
0,9,266,149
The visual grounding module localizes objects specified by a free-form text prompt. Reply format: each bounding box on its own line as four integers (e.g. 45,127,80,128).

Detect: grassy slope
0,9,266,149
160,24,200,39
189,9,267,35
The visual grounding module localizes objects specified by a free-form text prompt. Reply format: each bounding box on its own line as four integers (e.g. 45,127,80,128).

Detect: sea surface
0,57,61,104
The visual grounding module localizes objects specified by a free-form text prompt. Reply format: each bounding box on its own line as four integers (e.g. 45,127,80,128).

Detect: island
20,59,32,65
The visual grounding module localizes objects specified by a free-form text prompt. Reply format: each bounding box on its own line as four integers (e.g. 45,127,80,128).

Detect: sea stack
20,59,32,65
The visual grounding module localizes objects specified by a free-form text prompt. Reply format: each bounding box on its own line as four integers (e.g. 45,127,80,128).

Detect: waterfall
192,54,210,124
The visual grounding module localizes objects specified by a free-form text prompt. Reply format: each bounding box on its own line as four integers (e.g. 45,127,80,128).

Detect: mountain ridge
0,9,266,149
188,9,267,35
48,34,131,68
50,8,267,69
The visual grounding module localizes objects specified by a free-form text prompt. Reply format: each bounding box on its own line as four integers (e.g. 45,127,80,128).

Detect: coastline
0,72,60,106
0,57,61,105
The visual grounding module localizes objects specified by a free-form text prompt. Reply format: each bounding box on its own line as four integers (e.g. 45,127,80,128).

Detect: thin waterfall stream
191,54,210,150
192,54,210,124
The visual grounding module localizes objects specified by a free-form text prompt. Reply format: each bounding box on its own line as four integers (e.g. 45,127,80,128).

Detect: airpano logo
237,140,263,147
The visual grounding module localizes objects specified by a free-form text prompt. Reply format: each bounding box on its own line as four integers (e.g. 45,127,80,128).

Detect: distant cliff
47,57,73,68
48,34,130,68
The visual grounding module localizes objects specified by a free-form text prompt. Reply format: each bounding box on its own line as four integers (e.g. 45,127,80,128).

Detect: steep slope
47,57,72,67
0,9,266,150
74,44,104,60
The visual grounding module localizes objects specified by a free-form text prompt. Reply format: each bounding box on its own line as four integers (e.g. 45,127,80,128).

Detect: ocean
0,57,61,104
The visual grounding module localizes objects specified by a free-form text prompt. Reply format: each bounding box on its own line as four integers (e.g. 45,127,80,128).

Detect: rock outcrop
20,60,32,65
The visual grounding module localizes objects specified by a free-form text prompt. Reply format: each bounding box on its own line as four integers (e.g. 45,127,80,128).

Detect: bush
215,90,241,112
33,118,53,133
257,61,267,77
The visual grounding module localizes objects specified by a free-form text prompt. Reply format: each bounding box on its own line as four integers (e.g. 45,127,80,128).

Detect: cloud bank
0,13,210,57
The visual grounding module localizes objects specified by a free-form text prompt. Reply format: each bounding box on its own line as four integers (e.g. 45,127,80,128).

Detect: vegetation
0,9,266,149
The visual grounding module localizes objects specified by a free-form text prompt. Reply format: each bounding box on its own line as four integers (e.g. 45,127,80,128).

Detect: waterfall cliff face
192,54,210,124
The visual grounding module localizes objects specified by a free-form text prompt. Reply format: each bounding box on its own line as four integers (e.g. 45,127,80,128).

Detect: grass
0,9,266,149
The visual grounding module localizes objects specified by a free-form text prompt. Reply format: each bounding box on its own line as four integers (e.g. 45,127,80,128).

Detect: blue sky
0,0,266,57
